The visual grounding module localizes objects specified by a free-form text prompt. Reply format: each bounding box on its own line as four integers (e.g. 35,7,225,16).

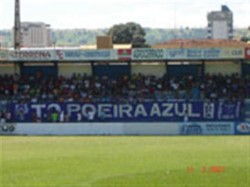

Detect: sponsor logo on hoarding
181,124,202,135
15,104,29,121
56,50,64,60
58,50,114,61
236,123,250,133
245,48,250,59
9,50,53,61
64,50,112,59
166,48,244,60
180,122,234,135
133,49,164,60
205,123,232,132
0,124,15,133
118,49,132,60
167,49,185,58
203,48,221,58
187,49,202,58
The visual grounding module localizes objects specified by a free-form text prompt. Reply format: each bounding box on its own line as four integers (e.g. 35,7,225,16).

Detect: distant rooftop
21,22,51,27
80,44,132,50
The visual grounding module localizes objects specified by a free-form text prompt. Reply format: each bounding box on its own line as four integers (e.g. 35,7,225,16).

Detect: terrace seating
0,73,249,104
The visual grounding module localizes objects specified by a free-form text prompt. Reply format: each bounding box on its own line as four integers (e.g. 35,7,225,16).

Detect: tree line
0,23,250,47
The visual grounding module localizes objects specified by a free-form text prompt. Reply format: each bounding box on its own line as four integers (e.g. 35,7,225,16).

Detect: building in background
14,22,52,48
0,35,9,48
207,5,233,39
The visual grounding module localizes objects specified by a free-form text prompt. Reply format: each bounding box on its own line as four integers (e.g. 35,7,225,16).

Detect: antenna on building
174,1,177,39
14,0,21,49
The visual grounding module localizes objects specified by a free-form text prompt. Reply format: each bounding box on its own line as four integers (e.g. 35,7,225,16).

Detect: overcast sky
0,0,249,29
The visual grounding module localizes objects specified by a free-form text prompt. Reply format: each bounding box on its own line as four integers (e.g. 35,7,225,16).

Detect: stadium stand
0,39,250,123
0,73,249,105
0,71,248,122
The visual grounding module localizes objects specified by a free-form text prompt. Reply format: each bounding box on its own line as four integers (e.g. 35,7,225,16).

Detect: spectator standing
184,109,189,124
5,111,12,123
87,109,95,122
0,111,6,123
77,112,82,122
51,110,59,122
59,111,64,122
64,113,70,122
32,112,39,122
99,109,106,122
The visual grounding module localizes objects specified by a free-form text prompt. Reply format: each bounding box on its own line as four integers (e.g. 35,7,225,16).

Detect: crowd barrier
1,122,249,135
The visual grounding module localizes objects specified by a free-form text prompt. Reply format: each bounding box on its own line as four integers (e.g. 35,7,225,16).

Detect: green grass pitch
1,136,249,187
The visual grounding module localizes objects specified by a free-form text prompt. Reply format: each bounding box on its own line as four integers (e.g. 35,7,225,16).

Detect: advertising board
117,49,132,61
235,122,250,135
180,122,235,135
220,48,244,59
8,50,55,61
0,123,16,134
165,48,244,60
1,122,180,135
132,49,165,60
245,48,250,60
55,49,117,61
0,122,240,136
4,47,246,62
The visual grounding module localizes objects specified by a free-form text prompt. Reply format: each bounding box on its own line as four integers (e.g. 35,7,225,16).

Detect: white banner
9,50,55,61
165,48,244,60
55,49,118,61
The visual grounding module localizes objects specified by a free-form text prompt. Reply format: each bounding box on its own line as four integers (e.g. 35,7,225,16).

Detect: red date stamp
186,165,225,173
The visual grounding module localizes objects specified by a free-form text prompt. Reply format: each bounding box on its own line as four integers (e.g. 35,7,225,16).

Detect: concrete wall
58,63,92,78
0,64,19,75
131,63,166,77
0,122,236,135
205,61,241,75
0,62,242,78
0,122,179,135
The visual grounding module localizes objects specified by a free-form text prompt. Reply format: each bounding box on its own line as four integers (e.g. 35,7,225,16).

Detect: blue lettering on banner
180,122,234,135
168,49,185,58
82,51,111,58
204,123,233,134
187,49,202,58
217,101,241,120
180,124,202,135
203,49,221,59
64,50,81,58
133,49,164,60
231,49,243,56
7,101,242,122
165,48,244,60
63,50,111,59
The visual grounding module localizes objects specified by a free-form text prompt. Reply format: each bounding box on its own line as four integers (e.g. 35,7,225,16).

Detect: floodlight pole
14,0,21,49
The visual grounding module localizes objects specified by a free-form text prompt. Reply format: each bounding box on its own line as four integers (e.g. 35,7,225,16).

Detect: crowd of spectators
0,72,249,123
0,73,249,104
